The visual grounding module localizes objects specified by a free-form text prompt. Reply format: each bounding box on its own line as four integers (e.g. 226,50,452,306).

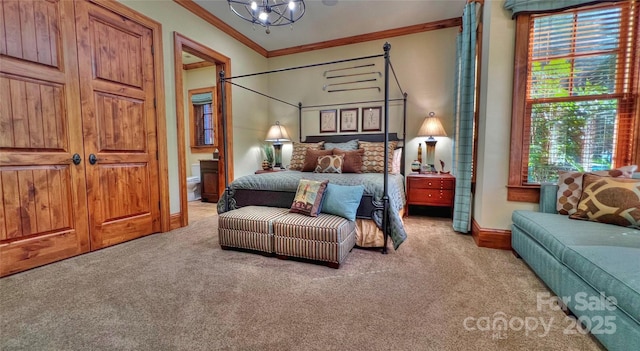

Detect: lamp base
273,143,283,169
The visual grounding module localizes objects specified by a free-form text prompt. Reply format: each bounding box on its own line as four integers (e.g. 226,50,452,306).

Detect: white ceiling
193,0,467,52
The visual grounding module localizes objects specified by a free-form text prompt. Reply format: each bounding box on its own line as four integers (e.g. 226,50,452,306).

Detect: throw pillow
557,165,638,215
289,141,324,171
302,149,332,172
391,148,402,174
358,141,398,173
290,179,329,217
569,173,640,228
321,183,365,221
324,139,359,151
314,155,344,173
332,148,364,173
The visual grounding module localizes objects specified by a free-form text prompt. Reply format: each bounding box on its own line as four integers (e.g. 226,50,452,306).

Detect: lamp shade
417,112,447,138
265,121,291,143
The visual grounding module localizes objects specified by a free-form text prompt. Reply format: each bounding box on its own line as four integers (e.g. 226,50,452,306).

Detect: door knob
89,154,98,165
71,153,81,165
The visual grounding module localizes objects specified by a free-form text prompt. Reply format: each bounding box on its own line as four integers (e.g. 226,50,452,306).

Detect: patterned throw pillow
332,148,364,173
358,141,398,173
569,174,640,228
290,179,329,217
314,155,343,174
289,141,324,171
556,165,637,215
302,149,332,172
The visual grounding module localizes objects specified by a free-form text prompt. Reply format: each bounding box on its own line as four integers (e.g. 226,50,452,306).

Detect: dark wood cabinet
406,173,455,216
200,160,219,203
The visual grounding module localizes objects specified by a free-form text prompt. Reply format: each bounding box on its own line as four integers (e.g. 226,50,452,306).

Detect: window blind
522,1,638,183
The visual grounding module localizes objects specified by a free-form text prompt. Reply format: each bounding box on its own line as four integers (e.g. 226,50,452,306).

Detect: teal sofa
512,183,640,350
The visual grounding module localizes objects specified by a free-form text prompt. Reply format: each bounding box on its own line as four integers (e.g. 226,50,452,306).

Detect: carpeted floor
0,211,604,351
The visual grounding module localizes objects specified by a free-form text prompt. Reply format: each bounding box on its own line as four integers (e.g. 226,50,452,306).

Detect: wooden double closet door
0,0,161,276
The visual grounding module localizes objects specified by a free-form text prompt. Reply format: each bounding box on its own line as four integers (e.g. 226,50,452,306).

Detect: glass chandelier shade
227,0,306,34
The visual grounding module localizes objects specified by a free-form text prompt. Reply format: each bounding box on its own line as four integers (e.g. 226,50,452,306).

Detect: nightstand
255,168,283,174
406,173,455,217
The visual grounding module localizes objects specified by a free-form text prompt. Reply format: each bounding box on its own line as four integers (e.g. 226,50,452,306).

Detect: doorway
173,33,233,227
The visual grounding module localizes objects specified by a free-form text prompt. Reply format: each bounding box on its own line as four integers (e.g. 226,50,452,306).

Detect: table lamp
417,112,447,173
265,121,291,169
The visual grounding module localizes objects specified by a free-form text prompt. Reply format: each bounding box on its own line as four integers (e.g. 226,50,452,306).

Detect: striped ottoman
273,213,357,268
218,206,289,253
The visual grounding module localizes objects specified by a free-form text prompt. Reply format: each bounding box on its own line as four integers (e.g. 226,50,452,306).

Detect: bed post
402,92,408,176
220,70,231,212
298,102,302,142
382,42,391,254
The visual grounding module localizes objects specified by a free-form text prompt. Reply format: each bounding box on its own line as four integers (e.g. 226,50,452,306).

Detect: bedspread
217,171,407,249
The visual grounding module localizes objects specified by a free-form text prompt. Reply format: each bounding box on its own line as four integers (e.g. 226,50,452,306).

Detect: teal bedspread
217,171,407,249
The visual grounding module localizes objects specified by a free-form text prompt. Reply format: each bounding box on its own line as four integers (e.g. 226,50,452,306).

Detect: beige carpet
0,212,603,351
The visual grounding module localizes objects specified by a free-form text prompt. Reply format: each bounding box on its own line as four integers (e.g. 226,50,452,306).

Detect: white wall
118,0,270,213
266,29,459,175
474,0,537,230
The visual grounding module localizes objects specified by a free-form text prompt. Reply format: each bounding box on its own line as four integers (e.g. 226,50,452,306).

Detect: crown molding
174,0,462,58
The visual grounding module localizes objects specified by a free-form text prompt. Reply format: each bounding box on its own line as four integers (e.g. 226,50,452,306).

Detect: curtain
191,92,213,105
452,1,481,233
504,0,620,17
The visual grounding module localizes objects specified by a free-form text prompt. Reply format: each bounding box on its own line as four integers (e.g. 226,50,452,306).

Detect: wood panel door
0,0,90,276
74,1,160,249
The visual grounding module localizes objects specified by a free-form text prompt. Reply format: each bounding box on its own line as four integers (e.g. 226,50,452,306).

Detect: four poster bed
217,43,408,253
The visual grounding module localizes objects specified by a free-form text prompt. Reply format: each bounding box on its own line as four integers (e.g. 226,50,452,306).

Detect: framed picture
361,106,382,131
339,108,358,132
319,109,337,133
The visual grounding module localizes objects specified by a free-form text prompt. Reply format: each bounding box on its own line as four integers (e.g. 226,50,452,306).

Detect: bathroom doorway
173,32,233,227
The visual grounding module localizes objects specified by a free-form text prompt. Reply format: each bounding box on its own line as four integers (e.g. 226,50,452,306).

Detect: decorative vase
410,160,421,173
262,160,271,170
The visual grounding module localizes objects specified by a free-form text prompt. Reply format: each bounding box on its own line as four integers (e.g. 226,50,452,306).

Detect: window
508,1,639,202
188,87,217,152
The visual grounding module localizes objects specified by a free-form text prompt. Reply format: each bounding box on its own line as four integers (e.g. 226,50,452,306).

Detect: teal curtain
191,92,212,105
452,2,480,233
504,0,620,17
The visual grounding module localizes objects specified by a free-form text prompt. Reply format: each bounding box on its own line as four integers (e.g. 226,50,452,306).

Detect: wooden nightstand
406,173,455,217
255,168,284,174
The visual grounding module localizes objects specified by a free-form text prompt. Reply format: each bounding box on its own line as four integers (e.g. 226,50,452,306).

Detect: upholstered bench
273,212,357,268
218,206,289,253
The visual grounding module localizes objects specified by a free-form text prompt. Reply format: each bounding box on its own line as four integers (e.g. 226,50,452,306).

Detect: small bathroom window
188,86,217,153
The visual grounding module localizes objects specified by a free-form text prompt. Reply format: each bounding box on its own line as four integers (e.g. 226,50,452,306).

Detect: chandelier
227,0,306,34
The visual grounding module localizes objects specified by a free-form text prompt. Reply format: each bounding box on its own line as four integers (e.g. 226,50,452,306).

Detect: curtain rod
223,54,384,80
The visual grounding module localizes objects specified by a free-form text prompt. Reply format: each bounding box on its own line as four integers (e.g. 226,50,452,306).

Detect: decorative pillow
321,183,365,221
324,139,359,151
557,165,637,215
314,155,343,174
569,173,640,228
332,148,364,173
391,148,402,174
358,141,398,173
290,179,329,217
289,141,324,171
302,149,332,172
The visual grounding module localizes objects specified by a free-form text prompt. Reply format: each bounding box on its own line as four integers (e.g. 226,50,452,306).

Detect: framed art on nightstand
339,108,358,132
320,109,337,133
361,106,381,131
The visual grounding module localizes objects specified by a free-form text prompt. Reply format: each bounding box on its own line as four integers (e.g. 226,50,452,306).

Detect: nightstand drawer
408,189,454,205
408,177,454,190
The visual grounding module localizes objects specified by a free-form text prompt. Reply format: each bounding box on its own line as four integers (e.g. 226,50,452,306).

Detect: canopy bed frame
218,43,407,253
